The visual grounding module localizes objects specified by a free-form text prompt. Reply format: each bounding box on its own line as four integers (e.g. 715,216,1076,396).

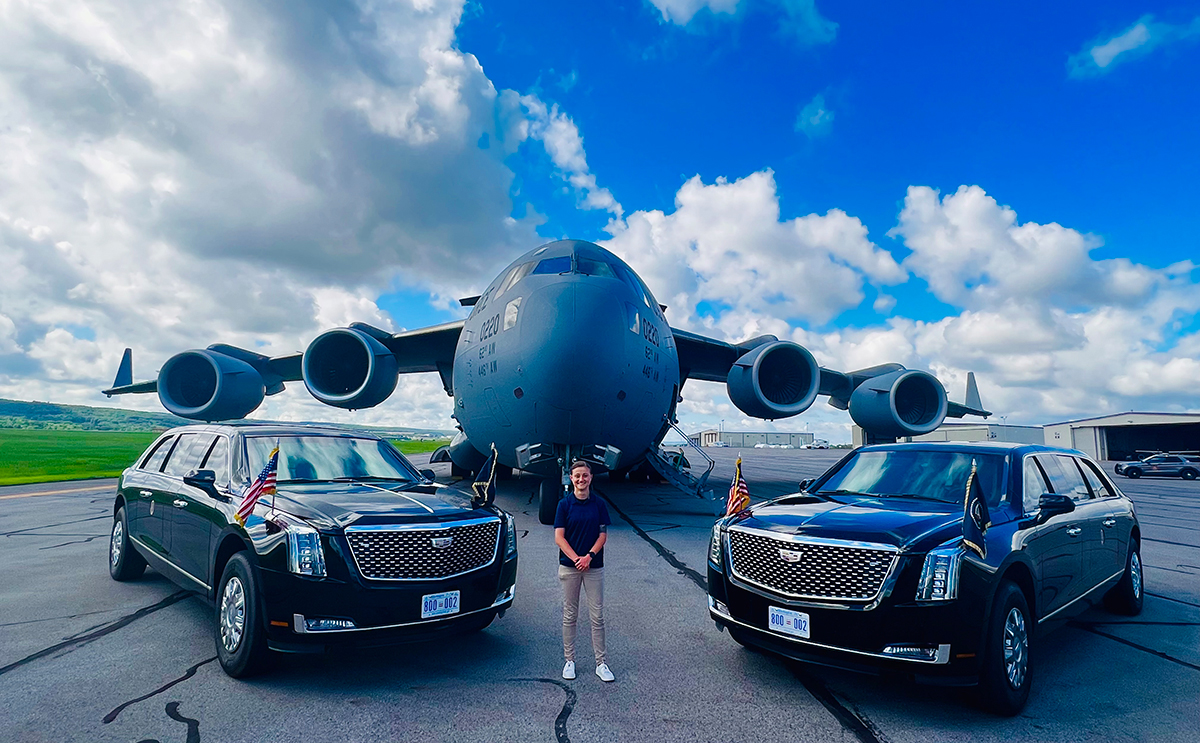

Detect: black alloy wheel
979,581,1032,716
1105,541,1144,616
109,506,146,581
215,552,272,678
1125,468,1142,479
1181,468,1198,481
538,476,562,525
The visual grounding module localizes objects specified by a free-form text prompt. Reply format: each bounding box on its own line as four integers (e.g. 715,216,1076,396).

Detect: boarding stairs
645,422,722,514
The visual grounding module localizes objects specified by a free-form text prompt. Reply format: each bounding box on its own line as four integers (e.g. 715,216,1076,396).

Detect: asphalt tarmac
1,449,1196,743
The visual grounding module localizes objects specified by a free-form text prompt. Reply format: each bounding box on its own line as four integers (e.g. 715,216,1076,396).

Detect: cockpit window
576,257,617,278
498,261,536,295
532,256,572,275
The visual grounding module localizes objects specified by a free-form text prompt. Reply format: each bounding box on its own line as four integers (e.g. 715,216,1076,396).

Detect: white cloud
518,95,623,217
795,93,834,139
1068,14,1200,77
649,0,742,26
647,1,836,45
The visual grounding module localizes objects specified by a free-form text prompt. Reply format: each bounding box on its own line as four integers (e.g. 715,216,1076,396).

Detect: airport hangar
1041,412,1200,461
693,429,816,448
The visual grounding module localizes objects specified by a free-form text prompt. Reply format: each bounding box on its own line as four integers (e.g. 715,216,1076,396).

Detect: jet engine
302,328,399,409
726,341,820,420
848,369,948,438
158,349,265,421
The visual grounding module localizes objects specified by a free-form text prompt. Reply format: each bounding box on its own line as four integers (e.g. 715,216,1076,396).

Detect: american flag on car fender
726,456,750,516
236,445,279,526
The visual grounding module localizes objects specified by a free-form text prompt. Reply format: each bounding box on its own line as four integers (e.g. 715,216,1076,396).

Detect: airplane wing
670,327,776,382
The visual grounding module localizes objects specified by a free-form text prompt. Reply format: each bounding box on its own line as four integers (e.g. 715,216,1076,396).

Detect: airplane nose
521,280,625,413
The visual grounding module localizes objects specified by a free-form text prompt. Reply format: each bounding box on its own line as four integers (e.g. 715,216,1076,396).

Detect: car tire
215,552,273,678
538,478,561,526
979,581,1032,716
1181,468,1198,481
109,506,146,582
1105,541,1144,616
1125,468,1141,479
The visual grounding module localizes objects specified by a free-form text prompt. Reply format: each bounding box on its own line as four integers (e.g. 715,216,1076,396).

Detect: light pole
999,415,1008,443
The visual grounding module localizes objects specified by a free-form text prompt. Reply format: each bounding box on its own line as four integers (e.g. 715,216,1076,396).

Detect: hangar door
1104,423,1200,461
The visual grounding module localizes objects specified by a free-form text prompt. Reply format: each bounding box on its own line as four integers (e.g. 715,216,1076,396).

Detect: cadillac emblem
778,548,803,563
431,536,454,549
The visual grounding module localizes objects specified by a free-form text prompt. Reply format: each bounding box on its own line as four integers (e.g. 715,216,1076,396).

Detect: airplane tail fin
945,371,990,418
113,348,133,389
965,371,982,410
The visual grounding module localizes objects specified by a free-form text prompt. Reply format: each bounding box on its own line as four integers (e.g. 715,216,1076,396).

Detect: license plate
768,606,810,638
421,590,461,619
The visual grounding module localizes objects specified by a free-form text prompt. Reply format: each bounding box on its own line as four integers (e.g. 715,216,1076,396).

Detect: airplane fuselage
453,241,679,474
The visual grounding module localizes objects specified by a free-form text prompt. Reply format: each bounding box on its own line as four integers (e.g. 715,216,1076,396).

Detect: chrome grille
345,519,500,580
728,529,896,601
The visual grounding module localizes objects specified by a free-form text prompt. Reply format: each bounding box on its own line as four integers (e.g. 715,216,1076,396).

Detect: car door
171,434,233,589
124,434,173,549
1019,455,1082,619
132,434,179,558
160,432,215,588
1038,454,1107,602
1077,457,1128,582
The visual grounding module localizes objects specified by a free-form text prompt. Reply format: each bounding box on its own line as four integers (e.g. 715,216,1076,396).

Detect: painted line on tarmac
0,590,194,677
0,484,112,500
596,487,887,743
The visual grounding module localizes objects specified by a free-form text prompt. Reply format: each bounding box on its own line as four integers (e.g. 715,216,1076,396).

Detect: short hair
569,459,592,473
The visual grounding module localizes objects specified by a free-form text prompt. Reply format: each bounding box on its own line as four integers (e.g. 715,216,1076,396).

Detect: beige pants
559,565,606,665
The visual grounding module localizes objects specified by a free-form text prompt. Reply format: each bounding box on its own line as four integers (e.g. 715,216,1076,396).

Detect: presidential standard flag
962,458,991,558
472,443,498,508
726,456,750,516
236,445,279,526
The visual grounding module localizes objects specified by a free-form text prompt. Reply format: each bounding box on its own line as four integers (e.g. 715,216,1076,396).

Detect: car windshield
245,435,419,483
817,450,1006,507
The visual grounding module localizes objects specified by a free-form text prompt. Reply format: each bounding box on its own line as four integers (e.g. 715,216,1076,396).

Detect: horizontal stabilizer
103,379,158,396
946,372,990,418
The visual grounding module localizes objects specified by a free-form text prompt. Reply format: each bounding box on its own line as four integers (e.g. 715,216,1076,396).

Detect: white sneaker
562,661,576,680
595,663,615,682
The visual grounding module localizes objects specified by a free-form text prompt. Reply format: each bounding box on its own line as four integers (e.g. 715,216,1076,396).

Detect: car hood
268,481,489,531
733,494,964,552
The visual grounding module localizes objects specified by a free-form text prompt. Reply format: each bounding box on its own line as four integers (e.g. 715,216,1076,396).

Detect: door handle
172,499,188,508
1103,518,1117,527
140,490,153,497
1067,527,1082,537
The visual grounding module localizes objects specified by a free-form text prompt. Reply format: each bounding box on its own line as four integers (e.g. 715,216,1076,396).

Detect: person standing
554,459,614,682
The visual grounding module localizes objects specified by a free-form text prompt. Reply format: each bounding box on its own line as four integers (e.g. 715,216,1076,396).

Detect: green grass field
0,430,450,486
0,429,159,486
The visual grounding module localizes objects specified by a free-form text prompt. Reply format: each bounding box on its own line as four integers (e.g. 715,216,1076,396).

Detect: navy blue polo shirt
554,493,611,568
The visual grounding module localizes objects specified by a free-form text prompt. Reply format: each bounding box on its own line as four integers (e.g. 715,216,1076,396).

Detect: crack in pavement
597,487,886,743
1,515,109,537
510,678,576,743
1142,537,1200,549
0,591,194,676
1147,592,1200,609
39,534,106,550
103,657,218,724
0,607,121,628
1068,622,1200,672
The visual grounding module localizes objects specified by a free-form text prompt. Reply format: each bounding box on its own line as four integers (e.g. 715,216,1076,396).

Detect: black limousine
109,423,518,677
707,442,1142,715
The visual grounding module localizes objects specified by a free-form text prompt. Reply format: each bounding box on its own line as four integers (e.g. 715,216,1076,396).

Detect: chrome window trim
708,597,949,665
725,526,902,609
344,517,502,582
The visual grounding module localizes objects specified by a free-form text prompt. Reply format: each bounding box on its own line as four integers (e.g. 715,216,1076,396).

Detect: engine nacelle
727,341,820,420
158,350,265,421
447,431,487,473
848,370,948,438
302,328,399,409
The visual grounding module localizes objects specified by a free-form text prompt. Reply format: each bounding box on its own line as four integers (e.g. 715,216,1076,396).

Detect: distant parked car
708,442,1142,716
108,423,518,678
710,441,730,448
1114,453,1199,480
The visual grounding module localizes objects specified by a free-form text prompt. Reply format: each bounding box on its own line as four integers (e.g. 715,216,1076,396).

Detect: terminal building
694,429,816,448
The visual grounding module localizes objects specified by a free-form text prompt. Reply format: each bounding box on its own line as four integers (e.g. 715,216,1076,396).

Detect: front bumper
259,553,517,650
708,562,985,684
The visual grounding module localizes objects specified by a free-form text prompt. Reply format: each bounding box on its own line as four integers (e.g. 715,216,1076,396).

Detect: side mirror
420,468,436,482
184,469,216,487
799,478,814,492
1037,493,1075,522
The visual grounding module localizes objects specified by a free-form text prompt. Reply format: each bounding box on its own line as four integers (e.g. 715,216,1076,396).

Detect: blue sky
1,0,1198,440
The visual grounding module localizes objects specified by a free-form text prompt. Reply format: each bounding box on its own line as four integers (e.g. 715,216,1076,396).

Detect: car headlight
273,513,327,577
709,522,723,569
916,543,961,602
504,513,517,557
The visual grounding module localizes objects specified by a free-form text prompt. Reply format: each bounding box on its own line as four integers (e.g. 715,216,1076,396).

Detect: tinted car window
1036,454,1091,501
1077,458,1115,498
1022,456,1050,513
246,436,419,482
817,450,1006,507
200,436,230,487
140,435,175,472
164,433,211,477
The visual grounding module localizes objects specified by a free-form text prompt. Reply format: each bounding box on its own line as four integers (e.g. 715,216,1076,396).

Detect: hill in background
0,398,453,438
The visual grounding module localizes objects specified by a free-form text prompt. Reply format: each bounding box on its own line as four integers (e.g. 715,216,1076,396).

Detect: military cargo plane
104,239,989,524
